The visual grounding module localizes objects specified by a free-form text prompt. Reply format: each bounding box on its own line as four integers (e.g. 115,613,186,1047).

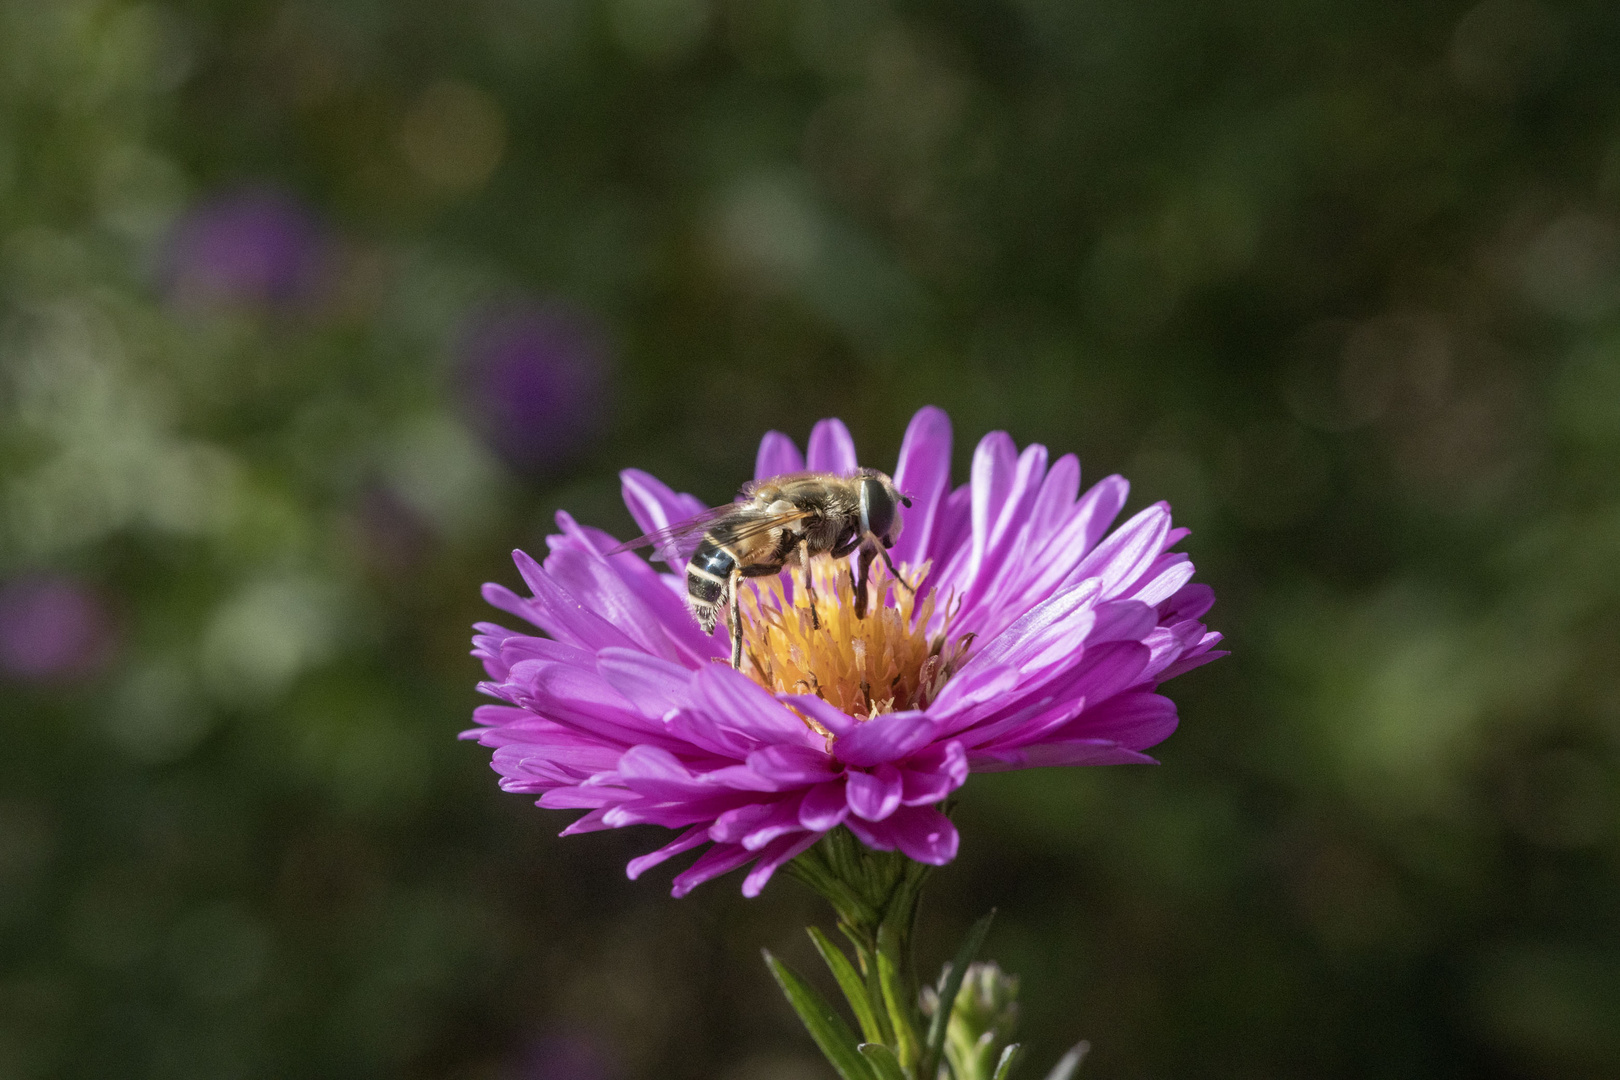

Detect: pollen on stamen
739,558,972,727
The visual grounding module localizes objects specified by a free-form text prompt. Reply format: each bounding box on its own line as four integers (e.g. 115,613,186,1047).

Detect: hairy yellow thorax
739,560,973,724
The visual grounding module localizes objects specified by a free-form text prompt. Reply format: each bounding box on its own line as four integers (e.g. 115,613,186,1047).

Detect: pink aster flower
465,407,1223,897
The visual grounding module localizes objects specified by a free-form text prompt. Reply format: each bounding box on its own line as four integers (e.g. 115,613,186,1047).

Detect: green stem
784,828,934,1076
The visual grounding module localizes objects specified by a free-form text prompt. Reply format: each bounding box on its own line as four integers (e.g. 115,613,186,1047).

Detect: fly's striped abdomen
685,538,735,633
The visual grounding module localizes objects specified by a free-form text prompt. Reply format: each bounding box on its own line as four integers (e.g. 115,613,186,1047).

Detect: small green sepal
992,1043,1026,1080
1043,1041,1090,1080
857,1042,909,1080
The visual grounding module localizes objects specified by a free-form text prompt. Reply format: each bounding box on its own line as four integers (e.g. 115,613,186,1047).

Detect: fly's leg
869,533,915,597
727,568,745,670
852,544,877,619
798,538,820,629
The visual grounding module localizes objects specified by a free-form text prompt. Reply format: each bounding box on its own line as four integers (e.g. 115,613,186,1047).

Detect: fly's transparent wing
606,505,816,566
606,505,735,565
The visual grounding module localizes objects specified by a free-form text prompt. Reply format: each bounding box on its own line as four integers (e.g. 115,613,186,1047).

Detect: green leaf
875,919,922,1069
809,926,887,1045
920,909,997,1080
763,949,876,1080
858,1042,909,1080
992,1043,1025,1080
1043,1042,1090,1080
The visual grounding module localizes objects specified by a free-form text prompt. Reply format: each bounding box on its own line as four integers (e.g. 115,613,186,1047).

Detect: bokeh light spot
398,80,507,194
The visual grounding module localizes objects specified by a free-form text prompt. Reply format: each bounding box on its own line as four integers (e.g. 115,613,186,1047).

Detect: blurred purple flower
163,185,329,312
0,575,116,681
508,1031,618,1080
465,408,1224,897
457,302,610,473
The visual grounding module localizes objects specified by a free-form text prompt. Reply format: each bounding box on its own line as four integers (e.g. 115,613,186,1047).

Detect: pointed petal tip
807,417,859,473
755,430,806,480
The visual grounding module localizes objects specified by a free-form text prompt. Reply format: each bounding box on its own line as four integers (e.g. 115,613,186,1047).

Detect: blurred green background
3,0,1619,1077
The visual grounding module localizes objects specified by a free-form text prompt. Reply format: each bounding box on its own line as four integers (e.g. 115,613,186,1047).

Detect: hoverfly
608,469,913,669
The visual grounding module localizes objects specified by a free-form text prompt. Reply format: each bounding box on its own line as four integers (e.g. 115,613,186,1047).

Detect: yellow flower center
739,559,973,728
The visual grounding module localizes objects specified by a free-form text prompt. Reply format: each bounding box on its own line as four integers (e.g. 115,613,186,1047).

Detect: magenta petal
833,710,936,767
841,814,893,852
982,442,1048,576
626,825,709,880
926,664,1022,724
1130,557,1197,607
799,780,850,830
596,648,693,720
671,842,756,897
539,787,622,811
1089,599,1158,645
845,805,958,864
710,800,781,844
1161,582,1216,622
924,485,975,590
468,702,529,729
972,739,1158,770
740,799,811,850
691,664,823,749
1026,453,1080,548
779,693,860,738
1138,620,1206,682
959,581,1100,681
1068,502,1171,598
741,832,820,898
620,468,707,545
900,741,967,805
1069,474,1131,558
1054,691,1178,749
993,474,1130,615
664,708,765,759
614,745,704,796
890,406,952,567
491,631,597,671
888,805,959,864
846,764,903,821
747,744,839,787
498,660,675,749
562,524,718,665
546,515,693,662
1064,639,1153,707
806,418,859,474
506,550,641,653
1158,644,1227,681
755,431,805,480
556,806,615,832
965,431,1019,586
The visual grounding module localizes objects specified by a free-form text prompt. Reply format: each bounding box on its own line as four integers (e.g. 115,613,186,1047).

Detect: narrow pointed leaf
764,949,876,1080
1043,1041,1090,1080
992,1043,1025,1080
921,909,997,1080
875,921,922,1070
858,1043,908,1080
809,927,886,1045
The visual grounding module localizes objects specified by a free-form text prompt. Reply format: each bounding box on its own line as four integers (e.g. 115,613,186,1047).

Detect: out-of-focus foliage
2,0,1618,1077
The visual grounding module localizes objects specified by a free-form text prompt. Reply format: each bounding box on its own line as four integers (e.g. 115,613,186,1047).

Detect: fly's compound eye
860,477,898,540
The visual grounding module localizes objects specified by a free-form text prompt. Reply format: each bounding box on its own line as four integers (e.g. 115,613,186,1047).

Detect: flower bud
921,960,1020,1080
